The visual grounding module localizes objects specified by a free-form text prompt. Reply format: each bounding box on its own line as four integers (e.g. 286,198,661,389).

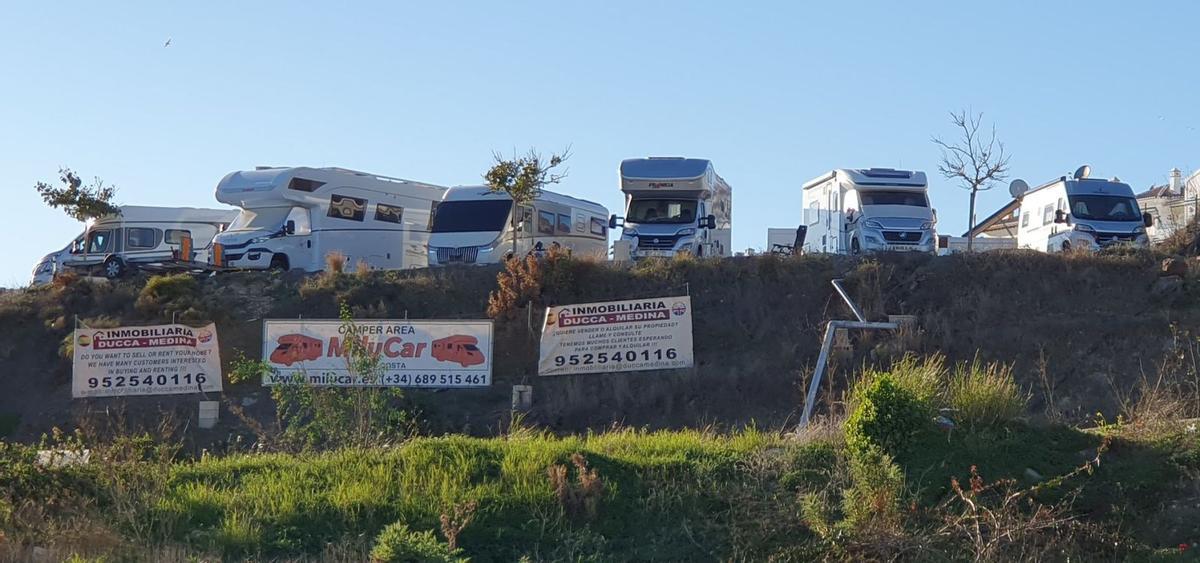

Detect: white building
1136,168,1200,243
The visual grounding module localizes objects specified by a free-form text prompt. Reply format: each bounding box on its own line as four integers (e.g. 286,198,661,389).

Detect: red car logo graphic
431,335,486,367
270,334,323,366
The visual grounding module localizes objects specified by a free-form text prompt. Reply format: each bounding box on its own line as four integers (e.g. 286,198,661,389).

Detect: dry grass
325,250,348,274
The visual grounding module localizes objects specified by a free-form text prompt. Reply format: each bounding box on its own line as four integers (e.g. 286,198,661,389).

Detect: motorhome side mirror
932,209,938,223
284,220,296,235
609,215,623,229
1054,210,1067,224
705,214,717,229
1143,212,1154,228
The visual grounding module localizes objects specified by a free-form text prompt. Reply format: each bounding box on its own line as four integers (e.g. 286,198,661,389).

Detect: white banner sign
539,296,694,376
72,323,223,398
262,319,493,388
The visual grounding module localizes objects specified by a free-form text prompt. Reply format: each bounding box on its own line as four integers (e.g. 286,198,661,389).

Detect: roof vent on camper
861,168,911,179
1073,165,1091,180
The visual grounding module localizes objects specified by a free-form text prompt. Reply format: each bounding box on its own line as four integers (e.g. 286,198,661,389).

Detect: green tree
34,168,120,222
483,148,570,258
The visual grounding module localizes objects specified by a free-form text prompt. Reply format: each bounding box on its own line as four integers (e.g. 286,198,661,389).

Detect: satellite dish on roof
1009,179,1030,199
1074,165,1091,180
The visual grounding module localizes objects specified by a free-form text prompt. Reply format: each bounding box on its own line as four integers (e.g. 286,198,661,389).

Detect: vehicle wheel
695,244,704,258
103,256,127,279
851,238,861,255
269,254,290,271
1061,241,1071,253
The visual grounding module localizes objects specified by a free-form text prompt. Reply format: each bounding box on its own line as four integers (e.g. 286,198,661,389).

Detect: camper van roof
442,185,607,215
1023,176,1134,197
620,158,712,181
803,168,927,190
101,206,239,224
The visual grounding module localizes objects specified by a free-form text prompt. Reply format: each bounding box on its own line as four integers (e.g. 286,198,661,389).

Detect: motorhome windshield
431,200,513,233
1068,195,1141,222
228,207,291,232
627,199,698,224
860,191,929,207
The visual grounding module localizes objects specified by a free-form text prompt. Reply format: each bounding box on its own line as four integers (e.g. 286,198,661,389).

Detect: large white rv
31,206,238,283
1009,166,1151,252
801,168,937,255
611,157,732,259
211,167,447,272
427,186,609,266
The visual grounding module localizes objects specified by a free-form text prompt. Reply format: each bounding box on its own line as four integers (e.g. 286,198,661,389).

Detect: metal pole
800,320,899,426
830,279,866,322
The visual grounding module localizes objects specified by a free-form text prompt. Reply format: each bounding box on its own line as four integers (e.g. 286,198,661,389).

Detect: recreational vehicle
31,206,237,283
610,157,732,259
1008,166,1151,252
802,168,937,255
427,186,609,266
211,167,447,272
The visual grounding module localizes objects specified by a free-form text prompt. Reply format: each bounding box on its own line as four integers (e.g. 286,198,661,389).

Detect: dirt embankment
1,251,1196,443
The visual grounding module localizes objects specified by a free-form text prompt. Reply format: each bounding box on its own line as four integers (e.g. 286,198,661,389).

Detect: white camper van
211,167,447,272
801,168,937,254
1009,166,1151,252
611,157,732,259
427,186,609,266
31,206,238,283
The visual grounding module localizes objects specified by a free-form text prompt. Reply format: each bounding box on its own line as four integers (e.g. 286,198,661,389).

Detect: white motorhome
802,168,937,255
31,206,238,283
427,186,609,266
611,157,732,259
1008,166,1151,252
211,167,447,272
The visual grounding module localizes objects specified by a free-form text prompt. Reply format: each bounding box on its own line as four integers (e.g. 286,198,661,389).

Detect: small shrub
135,274,199,318
948,358,1025,427
438,500,477,552
487,255,543,319
845,374,929,458
325,251,348,274
370,523,464,563
840,446,905,535
548,453,605,521
355,259,372,280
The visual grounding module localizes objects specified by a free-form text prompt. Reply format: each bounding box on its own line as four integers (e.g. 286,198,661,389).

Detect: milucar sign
72,323,223,398
538,296,694,376
262,319,493,388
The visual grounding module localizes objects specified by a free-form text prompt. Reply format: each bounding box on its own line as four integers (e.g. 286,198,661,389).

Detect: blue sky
2,1,1197,286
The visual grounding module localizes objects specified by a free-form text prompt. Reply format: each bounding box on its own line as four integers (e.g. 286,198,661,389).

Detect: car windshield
228,207,292,232
627,199,697,224
860,191,929,207
1068,195,1141,221
431,200,513,233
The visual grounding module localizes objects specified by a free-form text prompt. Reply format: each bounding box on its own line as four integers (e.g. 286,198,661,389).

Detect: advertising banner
538,296,694,376
72,323,223,398
262,319,493,388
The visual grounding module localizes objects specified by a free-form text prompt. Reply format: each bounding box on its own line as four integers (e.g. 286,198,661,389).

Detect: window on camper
1042,204,1054,225
285,207,311,235
430,199,512,233
590,217,607,237
627,199,697,224
165,230,192,245
375,203,404,224
288,177,325,192
125,228,159,249
538,211,555,234
328,195,367,221
86,230,113,254
1021,212,1030,228
557,214,571,234
229,207,292,232
859,191,929,207
1067,195,1141,221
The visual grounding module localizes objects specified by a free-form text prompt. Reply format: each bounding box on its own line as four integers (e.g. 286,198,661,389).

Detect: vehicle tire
851,238,861,255
269,254,290,271
103,255,127,279
1061,241,1071,253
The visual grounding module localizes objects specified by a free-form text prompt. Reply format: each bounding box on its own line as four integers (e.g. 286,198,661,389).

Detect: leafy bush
370,522,464,563
845,374,930,458
840,446,905,535
134,274,200,319
948,358,1025,428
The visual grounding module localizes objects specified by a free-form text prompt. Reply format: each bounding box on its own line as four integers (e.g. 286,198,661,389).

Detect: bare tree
483,148,570,258
932,111,1011,252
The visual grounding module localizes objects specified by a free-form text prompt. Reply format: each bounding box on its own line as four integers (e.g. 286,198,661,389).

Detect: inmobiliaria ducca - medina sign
261,319,493,388
72,323,223,398
538,296,694,376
